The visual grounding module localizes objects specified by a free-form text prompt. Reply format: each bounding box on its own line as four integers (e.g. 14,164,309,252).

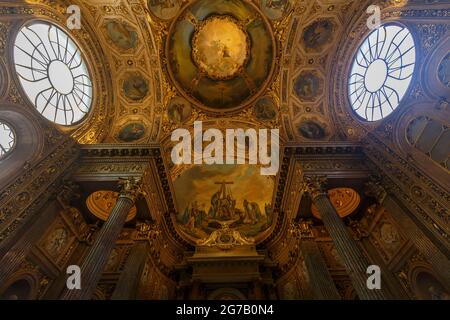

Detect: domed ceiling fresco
166,0,276,112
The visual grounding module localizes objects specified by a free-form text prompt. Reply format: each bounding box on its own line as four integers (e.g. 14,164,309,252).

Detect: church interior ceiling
0,0,449,303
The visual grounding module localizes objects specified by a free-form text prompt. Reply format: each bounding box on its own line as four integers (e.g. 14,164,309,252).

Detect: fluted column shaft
300,239,341,300
61,196,134,299
313,193,386,299
61,178,145,300
111,241,148,300
303,176,386,300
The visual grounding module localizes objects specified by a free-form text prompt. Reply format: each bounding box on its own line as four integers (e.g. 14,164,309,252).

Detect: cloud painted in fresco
173,164,274,213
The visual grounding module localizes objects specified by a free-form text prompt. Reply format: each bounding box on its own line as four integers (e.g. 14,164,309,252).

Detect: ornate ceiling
1,0,448,247
23,0,428,148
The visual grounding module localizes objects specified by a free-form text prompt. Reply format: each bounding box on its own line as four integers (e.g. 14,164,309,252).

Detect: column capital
290,220,314,240
364,175,387,204
118,177,146,202
135,221,160,240
302,176,328,200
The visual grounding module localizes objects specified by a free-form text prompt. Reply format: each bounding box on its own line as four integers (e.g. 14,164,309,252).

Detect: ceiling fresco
166,0,276,112
173,164,275,243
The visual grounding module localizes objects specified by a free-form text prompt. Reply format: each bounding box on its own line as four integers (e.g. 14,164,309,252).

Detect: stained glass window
14,22,92,126
0,121,15,159
348,24,415,121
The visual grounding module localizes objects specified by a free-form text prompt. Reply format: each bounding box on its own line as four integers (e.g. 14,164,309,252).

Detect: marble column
293,221,341,300
61,178,145,300
111,241,148,300
302,176,386,300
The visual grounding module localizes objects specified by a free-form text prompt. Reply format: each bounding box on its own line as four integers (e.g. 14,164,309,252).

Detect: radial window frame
0,120,17,160
13,20,93,126
348,23,416,122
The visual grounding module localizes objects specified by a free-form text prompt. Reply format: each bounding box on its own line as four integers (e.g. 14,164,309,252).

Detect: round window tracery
348,24,416,122
0,121,16,159
14,21,92,126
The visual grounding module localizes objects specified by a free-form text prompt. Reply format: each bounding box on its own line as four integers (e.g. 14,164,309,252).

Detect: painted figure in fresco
148,0,180,20
168,97,192,124
243,199,262,225
118,123,145,142
179,200,206,230
303,20,333,49
123,76,149,101
267,0,287,9
254,97,277,121
294,73,319,99
149,0,177,9
169,103,184,123
298,120,325,140
261,0,293,20
208,181,237,220
105,21,138,50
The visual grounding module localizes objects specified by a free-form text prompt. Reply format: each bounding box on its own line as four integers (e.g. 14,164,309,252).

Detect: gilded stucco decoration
310,187,361,219
86,190,137,223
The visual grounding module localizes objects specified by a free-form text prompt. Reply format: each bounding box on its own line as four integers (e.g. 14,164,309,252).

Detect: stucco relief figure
105,21,138,50
380,223,400,244
44,227,68,257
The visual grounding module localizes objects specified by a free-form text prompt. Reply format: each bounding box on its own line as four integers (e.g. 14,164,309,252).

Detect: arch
0,103,44,189
0,272,40,300
420,35,450,99
394,101,450,183
409,266,450,300
406,116,449,171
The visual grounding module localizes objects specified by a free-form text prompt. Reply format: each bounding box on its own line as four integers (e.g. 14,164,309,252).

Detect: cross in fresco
214,181,234,198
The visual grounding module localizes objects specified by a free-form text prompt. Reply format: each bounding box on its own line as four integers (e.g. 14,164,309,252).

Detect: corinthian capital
118,177,146,202
290,220,314,240
302,176,328,200
364,175,387,204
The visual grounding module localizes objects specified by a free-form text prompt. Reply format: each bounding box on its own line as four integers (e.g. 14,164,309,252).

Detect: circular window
348,24,415,121
0,121,16,159
14,21,92,126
